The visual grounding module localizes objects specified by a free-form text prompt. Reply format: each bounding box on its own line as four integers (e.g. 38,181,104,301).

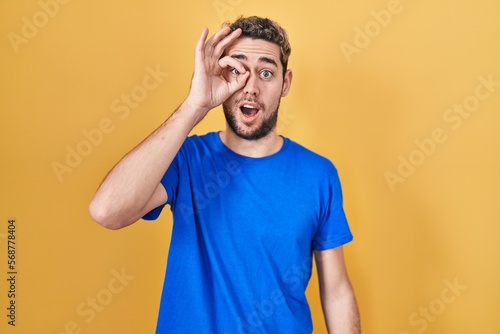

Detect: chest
175,158,323,249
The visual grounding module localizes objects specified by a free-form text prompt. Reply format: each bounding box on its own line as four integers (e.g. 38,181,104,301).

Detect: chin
223,103,279,141
231,120,277,141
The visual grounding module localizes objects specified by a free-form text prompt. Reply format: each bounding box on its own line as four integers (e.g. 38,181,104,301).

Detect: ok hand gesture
184,26,249,116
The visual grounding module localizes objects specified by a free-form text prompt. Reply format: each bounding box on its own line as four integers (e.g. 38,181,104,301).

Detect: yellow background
1,0,499,333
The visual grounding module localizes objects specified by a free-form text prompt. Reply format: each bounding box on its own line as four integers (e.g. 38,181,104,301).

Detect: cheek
266,85,285,103
223,94,239,109
267,79,285,95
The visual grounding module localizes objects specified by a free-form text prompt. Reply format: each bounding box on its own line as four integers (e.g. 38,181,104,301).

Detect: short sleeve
142,152,181,221
311,168,353,250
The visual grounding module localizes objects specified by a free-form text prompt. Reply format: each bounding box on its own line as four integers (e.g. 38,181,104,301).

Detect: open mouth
241,105,259,116
240,104,260,119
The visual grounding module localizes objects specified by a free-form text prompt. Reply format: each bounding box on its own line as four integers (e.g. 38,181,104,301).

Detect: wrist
177,99,210,126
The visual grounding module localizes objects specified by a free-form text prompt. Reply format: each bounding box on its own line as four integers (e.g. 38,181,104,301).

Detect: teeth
243,104,256,109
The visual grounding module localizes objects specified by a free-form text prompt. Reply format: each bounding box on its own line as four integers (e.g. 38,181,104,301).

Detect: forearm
89,101,206,229
89,26,247,229
322,284,360,334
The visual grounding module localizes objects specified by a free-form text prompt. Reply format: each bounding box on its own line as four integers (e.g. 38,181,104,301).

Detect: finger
218,56,247,74
194,28,209,69
204,26,232,57
195,28,209,55
212,28,242,58
219,57,249,93
227,70,250,94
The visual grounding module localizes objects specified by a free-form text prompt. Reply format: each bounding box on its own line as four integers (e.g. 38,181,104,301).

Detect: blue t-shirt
144,132,353,334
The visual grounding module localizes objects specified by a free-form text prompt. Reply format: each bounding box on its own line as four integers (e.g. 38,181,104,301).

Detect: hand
184,26,249,114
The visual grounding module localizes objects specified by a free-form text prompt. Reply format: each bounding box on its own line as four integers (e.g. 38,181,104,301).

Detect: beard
222,97,281,141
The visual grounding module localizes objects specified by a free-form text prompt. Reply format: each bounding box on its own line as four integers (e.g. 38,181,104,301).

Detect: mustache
234,97,265,110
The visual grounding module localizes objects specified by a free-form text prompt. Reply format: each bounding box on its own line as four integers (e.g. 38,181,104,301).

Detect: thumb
227,71,249,95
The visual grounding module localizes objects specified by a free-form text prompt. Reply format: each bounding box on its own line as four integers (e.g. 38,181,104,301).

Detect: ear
281,69,293,97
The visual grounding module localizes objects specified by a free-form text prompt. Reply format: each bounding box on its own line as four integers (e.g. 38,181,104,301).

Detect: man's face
222,37,292,140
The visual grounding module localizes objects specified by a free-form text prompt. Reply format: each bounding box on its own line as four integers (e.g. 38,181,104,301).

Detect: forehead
225,37,281,67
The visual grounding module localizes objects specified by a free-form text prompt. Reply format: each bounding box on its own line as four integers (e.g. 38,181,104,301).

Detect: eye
230,68,241,75
260,70,273,79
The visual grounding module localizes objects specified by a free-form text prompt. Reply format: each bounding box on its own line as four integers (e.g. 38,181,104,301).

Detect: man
89,16,360,333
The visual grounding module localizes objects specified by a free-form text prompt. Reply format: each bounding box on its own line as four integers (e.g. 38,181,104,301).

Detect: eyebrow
230,54,278,68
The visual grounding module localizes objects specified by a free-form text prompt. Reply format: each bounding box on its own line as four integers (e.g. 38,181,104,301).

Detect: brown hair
226,16,292,74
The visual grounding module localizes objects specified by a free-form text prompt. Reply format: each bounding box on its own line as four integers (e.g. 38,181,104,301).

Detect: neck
219,128,284,158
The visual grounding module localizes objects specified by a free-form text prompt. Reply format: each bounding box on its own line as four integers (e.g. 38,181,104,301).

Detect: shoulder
169,133,221,167
285,138,339,176
184,132,216,146
179,132,220,154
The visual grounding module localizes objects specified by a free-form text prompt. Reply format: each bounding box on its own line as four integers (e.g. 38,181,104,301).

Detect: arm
315,246,360,334
89,26,250,230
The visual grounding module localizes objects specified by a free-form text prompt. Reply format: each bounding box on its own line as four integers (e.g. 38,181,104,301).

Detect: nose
243,73,259,96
